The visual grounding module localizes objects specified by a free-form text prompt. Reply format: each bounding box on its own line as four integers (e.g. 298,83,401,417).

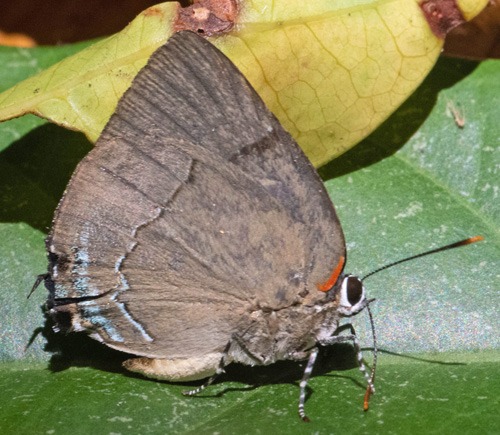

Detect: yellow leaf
0,0,488,166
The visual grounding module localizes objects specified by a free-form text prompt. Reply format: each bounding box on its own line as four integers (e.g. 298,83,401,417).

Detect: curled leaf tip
175,0,238,36
419,0,466,38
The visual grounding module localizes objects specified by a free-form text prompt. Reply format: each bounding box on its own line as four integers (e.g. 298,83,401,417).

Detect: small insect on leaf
447,99,466,128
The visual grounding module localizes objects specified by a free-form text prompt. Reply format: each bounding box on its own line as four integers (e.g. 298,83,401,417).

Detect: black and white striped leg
298,347,319,423
321,325,375,394
182,333,266,397
182,338,233,396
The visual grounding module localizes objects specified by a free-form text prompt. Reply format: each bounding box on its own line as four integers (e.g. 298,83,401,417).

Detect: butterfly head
336,274,371,317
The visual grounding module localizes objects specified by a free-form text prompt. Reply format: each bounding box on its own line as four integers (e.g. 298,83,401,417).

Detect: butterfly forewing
47,31,346,358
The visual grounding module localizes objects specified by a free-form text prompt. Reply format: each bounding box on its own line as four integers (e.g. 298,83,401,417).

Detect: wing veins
98,165,159,204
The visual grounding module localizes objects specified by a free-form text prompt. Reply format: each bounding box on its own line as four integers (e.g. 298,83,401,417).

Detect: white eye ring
338,275,366,316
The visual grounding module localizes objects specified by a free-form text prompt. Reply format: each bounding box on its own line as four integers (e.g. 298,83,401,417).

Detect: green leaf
0,53,499,434
1,353,499,433
0,1,489,166
321,58,499,355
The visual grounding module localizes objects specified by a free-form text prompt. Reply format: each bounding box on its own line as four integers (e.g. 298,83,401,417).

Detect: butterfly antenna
361,236,483,282
363,303,377,411
360,236,482,411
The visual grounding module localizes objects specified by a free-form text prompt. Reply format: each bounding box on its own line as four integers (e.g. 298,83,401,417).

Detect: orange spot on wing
316,256,345,292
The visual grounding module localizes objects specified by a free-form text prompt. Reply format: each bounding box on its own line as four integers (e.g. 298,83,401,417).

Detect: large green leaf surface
0,43,499,433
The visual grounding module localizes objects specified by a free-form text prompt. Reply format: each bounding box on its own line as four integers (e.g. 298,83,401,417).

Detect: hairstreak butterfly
31,30,482,422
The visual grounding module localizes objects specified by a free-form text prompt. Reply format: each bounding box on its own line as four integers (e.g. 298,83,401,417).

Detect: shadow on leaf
38,306,367,393
0,122,92,232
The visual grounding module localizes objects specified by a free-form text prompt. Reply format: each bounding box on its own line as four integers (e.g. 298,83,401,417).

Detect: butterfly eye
338,276,366,317
347,277,363,305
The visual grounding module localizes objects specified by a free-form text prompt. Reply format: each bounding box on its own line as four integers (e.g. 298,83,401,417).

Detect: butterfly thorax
228,296,342,366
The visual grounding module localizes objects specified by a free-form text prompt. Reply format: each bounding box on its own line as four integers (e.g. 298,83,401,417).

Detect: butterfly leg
182,338,233,396
320,324,375,394
27,273,50,299
182,332,265,397
298,347,319,422
295,325,374,422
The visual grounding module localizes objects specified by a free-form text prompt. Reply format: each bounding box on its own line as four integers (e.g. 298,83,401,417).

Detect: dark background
0,0,499,60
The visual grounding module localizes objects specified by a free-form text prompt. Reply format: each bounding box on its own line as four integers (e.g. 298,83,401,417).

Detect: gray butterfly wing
103,30,346,299
47,31,345,359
